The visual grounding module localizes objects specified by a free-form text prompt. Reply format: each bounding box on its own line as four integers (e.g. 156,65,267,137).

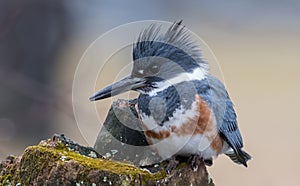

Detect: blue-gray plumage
137,75,251,166
138,80,196,124
205,75,251,166
90,20,251,167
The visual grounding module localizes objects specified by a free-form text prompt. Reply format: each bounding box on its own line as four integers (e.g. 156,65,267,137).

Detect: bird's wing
201,75,251,166
204,75,244,149
219,99,243,149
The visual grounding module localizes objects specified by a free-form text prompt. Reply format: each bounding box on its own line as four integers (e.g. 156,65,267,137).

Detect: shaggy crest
133,21,208,71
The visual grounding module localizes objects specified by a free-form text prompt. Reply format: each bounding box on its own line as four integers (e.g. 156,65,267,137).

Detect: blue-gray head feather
132,21,208,73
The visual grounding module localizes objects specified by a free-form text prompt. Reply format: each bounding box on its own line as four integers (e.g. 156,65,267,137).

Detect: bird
89,21,251,168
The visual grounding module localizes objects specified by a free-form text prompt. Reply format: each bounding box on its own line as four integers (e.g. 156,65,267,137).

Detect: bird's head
90,21,208,101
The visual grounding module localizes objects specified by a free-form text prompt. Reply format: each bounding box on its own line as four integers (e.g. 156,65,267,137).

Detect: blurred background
0,0,299,185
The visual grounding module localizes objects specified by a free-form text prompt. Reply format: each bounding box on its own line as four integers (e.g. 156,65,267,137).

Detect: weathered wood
94,99,161,166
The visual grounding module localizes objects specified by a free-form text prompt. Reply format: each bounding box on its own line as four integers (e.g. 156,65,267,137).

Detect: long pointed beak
89,76,146,101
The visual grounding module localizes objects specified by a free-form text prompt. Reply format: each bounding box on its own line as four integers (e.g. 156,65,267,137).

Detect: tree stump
0,99,215,186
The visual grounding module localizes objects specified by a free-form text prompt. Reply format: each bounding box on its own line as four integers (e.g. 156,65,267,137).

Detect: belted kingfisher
90,21,251,167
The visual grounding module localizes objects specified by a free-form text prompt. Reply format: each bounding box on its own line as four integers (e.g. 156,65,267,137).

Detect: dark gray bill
89,76,145,101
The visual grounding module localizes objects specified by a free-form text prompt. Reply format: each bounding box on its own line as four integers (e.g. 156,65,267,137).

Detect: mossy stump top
0,135,214,185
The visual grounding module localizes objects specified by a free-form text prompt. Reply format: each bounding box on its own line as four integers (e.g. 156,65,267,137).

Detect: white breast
139,100,219,160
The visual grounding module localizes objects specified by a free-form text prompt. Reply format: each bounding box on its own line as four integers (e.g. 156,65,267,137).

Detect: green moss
35,144,166,180
1,142,167,185
0,157,17,186
0,174,12,186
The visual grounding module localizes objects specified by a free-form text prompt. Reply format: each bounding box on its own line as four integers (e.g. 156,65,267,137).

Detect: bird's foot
204,158,213,166
188,155,204,171
165,156,179,174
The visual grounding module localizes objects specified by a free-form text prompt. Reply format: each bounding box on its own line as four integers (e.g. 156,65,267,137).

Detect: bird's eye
149,65,159,74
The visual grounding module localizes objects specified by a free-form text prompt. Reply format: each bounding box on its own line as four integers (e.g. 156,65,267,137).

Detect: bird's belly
149,133,219,160
138,94,224,160
140,116,222,160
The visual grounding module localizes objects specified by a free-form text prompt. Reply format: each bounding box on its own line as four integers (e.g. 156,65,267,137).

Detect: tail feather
226,149,251,167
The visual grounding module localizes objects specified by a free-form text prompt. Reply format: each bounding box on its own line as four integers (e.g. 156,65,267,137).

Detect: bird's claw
204,158,213,166
165,156,179,174
188,155,203,171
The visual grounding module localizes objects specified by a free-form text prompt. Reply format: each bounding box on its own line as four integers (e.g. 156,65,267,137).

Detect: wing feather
196,75,251,166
